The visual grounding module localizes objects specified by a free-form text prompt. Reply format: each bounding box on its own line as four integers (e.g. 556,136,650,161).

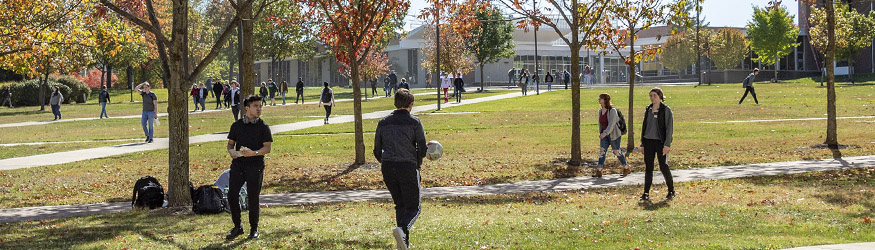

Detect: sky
403,0,800,31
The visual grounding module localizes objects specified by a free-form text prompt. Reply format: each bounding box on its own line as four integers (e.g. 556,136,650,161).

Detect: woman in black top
99,85,111,118
639,87,675,201
225,95,272,240
318,82,335,124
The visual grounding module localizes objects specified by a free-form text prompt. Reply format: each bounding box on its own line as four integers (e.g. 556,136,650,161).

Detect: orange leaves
864,216,872,224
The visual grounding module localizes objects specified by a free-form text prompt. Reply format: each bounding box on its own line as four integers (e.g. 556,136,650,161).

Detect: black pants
224,95,230,108
295,91,304,103
214,91,223,108
323,105,332,121
564,81,568,90
454,88,462,102
228,160,264,230
372,86,377,96
739,86,759,104
231,105,240,121
381,163,421,244
643,139,674,194
2,97,11,107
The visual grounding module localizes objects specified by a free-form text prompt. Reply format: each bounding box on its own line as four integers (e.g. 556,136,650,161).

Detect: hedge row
0,76,90,107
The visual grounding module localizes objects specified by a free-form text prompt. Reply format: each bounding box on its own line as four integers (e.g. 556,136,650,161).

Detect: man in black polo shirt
225,95,272,240
373,89,427,250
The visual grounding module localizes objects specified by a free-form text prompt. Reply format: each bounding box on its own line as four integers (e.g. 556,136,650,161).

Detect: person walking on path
197,83,209,112
507,67,516,87
223,81,232,109
545,71,554,91
230,81,242,120
738,68,760,105
135,82,158,143
594,93,629,178
584,65,593,86
371,77,379,97
295,77,305,104
563,69,570,90
224,95,272,241
519,70,530,96
384,76,391,97
213,78,224,109
373,89,428,250
98,85,111,119
258,82,268,100
50,86,64,121
441,73,452,103
318,82,335,124
280,79,288,105
189,84,200,112
389,71,398,96
453,73,465,103
1,86,12,108
639,87,675,202
267,79,277,106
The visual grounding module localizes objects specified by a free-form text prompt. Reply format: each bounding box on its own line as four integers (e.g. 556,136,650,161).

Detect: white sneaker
392,227,408,250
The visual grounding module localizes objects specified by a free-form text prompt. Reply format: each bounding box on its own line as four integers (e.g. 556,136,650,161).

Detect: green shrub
52,75,90,103
10,79,72,106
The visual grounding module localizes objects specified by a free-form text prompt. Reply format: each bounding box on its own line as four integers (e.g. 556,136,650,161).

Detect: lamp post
533,0,539,95
435,5,442,111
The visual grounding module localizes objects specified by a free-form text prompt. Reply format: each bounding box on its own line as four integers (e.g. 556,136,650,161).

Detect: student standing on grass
563,69,571,90
519,69,530,96
318,82,335,124
135,82,158,143
371,77,379,97
639,87,675,202
295,77,305,104
373,89,427,250
594,93,629,178
738,68,760,105
198,83,209,112
1,86,12,108
267,79,277,106
225,95,272,241
280,79,288,105
545,71,554,91
50,86,63,120
453,73,464,103
230,81,242,120
213,79,224,109
98,85,111,119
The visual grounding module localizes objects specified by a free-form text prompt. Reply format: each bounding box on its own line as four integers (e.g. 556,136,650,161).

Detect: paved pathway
702,116,875,124
782,242,875,250
0,90,542,170
1,155,872,223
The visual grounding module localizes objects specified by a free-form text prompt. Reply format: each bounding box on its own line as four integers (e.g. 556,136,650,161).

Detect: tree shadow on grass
537,157,599,179
0,109,45,117
0,211,184,249
263,162,381,194
431,192,560,206
198,228,302,250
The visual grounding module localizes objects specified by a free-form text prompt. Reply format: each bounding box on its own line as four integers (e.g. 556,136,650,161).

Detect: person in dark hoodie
373,88,427,250
738,68,760,105
213,78,224,109
639,87,675,202
295,77,305,104
98,85,111,118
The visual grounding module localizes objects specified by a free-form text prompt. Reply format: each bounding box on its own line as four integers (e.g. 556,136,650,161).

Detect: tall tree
468,7,516,92
601,0,681,155
746,2,799,82
90,10,149,89
709,28,749,83
496,0,611,166
99,0,258,207
660,32,697,78
295,0,409,165
256,0,316,83
421,24,476,76
809,3,875,84
801,0,839,150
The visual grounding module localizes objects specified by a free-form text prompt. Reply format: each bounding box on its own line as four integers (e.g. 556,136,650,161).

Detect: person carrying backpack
594,93,629,178
738,68,760,105
545,71,554,91
639,87,675,202
225,95,273,240
318,82,335,124
562,69,571,90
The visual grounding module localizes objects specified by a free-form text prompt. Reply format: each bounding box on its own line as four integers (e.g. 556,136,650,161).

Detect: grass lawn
0,83,872,209
1,167,872,249
0,90,510,145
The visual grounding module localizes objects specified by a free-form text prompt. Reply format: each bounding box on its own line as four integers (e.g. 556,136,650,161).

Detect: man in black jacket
295,77,305,104
373,89,427,250
213,78,224,109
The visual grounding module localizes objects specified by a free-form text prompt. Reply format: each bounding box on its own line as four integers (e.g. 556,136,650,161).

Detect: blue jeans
598,134,627,168
99,102,108,118
193,97,199,111
281,91,286,105
51,104,61,119
547,81,552,91
141,111,155,140
199,97,206,111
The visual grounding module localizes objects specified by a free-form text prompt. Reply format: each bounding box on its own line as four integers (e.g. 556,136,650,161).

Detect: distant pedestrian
318,82,335,124
280,79,289,105
562,69,570,90
1,86,12,108
371,77,379,96
384,76,391,97
295,77,305,104
507,67,516,87
267,79,277,106
519,70,530,96
213,79,224,109
738,68,760,105
425,72,432,89
50,86,64,120
190,84,200,112
398,78,410,90
230,81,242,120
545,71,554,91
198,83,209,112
98,85,111,119
223,81,232,108
639,87,675,202
594,93,629,178
453,73,465,103
259,82,268,99
135,82,158,143
584,65,593,86
389,71,398,95
373,88,427,250
441,73,452,103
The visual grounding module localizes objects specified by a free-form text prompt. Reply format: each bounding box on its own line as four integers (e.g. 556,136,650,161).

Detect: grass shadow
433,192,559,206
537,157,599,179
639,199,672,211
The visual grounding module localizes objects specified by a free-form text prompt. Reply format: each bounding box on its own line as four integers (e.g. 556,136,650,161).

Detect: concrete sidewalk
1,154,872,223
782,242,875,250
0,90,543,170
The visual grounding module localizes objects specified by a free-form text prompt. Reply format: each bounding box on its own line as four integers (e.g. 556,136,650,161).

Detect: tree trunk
723,70,728,84
774,54,779,82
38,71,48,111
825,0,839,149
351,59,366,165
849,59,854,84
240,3,255,97
479,64,485,92
626,40,637,156
568,45,582,165
165,0,192,207
107,64,114,88
100,65,106,89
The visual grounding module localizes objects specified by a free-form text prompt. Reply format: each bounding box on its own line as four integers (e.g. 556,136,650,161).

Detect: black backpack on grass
132,176,165,209
613,107,627,135
192,185,227,214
